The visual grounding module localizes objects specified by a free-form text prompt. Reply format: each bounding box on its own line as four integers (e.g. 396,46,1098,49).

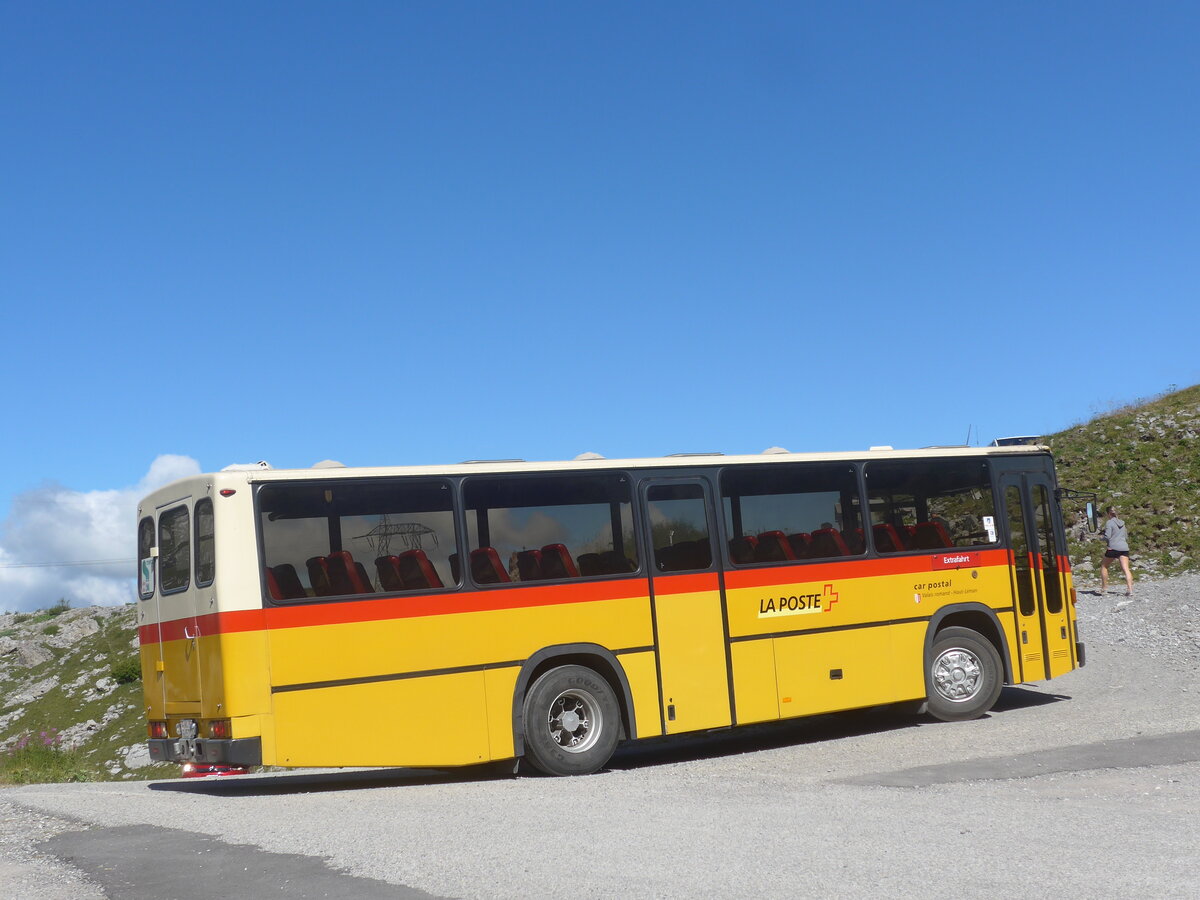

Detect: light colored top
1104,517,1129,552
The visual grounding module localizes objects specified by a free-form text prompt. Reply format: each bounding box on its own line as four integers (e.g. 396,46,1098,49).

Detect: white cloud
0,455,201,613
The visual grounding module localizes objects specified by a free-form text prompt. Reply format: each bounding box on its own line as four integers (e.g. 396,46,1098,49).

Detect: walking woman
1100,506,1134,596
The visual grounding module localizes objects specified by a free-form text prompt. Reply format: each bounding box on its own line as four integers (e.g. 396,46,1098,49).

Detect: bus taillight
148,721,168,739
208,719,232,739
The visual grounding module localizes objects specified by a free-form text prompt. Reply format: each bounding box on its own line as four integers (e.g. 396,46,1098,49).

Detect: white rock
3,676,60,709
45,616,100,649
14,643,53,668
123,743,153,769
58,719,101,750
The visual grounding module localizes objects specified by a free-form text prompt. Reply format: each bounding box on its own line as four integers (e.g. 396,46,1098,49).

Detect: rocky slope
0,604,174,783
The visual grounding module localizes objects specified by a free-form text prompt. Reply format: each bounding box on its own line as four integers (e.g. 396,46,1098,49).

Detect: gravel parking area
4,571,1199,898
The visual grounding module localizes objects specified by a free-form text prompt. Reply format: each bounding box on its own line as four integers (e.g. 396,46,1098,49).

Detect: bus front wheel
522,665,620,776
925,627,1003,722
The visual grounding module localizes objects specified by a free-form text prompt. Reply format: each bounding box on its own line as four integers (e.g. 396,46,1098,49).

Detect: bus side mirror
1085,501,1098,533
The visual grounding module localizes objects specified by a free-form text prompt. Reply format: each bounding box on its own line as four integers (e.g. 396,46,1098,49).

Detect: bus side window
720,463,862,565
259,479,459,601
647,483,712,573
864,459,996,554
464,473,637,584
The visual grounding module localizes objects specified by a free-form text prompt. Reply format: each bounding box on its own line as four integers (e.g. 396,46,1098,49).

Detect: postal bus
137,446,1087,776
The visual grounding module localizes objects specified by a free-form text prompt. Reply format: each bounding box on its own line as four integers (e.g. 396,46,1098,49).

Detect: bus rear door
155,498,204,716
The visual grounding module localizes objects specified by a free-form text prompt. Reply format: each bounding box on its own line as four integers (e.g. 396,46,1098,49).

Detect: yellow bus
137,446,1087,776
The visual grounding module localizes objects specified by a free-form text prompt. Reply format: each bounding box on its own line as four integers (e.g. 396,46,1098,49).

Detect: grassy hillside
0,603,176,784
1045,383,1200,579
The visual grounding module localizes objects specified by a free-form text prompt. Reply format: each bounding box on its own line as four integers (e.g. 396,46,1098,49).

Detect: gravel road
4,572,1199,898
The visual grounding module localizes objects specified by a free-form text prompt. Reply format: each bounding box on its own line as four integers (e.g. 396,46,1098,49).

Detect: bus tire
521,665,620,776
925,627,1003,722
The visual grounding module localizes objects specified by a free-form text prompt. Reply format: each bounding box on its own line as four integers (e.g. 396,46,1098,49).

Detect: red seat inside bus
398,549,443,589
516,549,543,582
728,535,758,564
912,520,953,549
327,551,375,594
541,543,579,580
377,550,444,592
872,523,908,553
754,530,796,563
376,556,405,592
265,563,308,600
810,528,850,557
306,556,333,596
471,547,511,584
847,529,866,554
786,532,813,559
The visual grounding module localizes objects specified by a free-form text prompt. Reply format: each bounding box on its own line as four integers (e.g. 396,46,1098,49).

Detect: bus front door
642,480,732,735
1001,474,1075,682
1029,478,1076,677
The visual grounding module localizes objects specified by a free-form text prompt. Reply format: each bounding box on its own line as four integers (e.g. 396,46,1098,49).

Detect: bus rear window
159,505,191,593
138,516,155,599
195,498,215,587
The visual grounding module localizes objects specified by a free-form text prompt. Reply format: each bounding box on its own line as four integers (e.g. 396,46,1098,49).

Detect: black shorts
1104,549,1129,559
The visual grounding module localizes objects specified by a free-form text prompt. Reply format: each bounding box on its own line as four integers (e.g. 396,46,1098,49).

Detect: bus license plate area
172,719,201,760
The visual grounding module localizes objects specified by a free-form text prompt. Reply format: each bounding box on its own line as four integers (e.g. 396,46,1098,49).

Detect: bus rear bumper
1076,641,1086,666
148,736,262,767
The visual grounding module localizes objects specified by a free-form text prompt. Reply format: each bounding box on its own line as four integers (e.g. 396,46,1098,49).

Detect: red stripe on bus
142,578,646,644
651,572,720,595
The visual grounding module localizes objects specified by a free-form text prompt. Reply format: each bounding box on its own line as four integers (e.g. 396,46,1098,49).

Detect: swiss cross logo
822,583,839,612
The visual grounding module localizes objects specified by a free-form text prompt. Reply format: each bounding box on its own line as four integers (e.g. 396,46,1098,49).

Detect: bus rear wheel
522,665,620,776
925,627,1003,722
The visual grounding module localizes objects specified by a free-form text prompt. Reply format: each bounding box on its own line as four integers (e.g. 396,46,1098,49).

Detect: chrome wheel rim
546,688,603,754
932,647,984,703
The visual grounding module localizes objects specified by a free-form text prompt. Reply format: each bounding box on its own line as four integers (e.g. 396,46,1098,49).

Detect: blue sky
1,3,1197,609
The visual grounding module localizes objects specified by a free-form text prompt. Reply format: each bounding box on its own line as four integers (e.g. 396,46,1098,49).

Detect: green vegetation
0,729,91,785
1045,383,1200,578
110,655,142,685
19,600,73,627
